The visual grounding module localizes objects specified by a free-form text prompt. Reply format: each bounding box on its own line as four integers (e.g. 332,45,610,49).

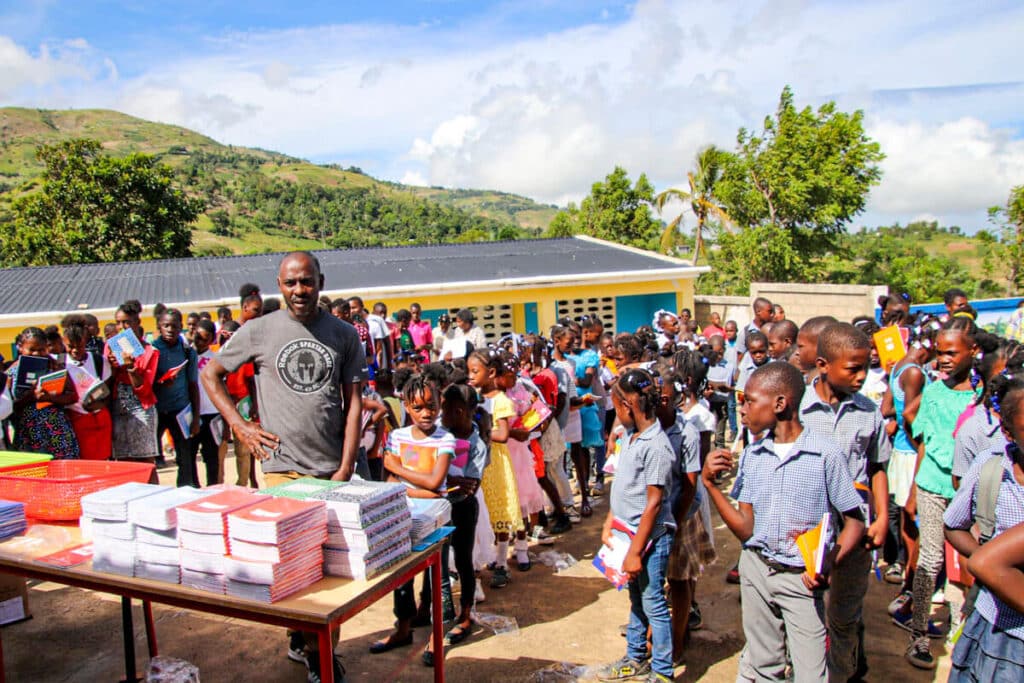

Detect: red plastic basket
0,460,156,520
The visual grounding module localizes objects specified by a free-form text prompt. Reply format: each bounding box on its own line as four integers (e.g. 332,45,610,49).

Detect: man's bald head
279,251,321,278
278,251,324,323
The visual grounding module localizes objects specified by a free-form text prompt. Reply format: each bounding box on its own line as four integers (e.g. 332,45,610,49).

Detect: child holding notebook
703,362,865,682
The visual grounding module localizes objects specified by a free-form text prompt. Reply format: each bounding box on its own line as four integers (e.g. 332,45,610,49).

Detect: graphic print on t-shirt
275,338,335,394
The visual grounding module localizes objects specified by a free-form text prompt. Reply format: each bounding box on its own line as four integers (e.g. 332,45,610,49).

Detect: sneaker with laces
891,609,944,639
596,656,651,681
530,527,555,545
643,672,673,683
288,632,309,665
887,590,912,617
904,634,935,670
567,507,582,524
884,562,904,584
306,654,346,683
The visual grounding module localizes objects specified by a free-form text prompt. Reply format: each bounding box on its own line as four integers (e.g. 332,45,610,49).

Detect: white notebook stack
127,486,217,583
224,497,327,603
408,497,453,543
81,482,166,576
313,481,412,579
176,490,269,594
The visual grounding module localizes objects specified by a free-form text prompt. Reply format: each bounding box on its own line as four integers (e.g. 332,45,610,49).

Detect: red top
226,362,254,401
106,341,159,410
531,368,559,407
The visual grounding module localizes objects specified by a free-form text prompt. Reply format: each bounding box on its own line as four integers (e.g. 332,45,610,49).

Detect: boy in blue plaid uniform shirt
799,323,890,682
704,362,865,682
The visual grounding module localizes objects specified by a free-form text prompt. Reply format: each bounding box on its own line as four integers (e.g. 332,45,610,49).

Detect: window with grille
555,297,616,331
446,304,515,343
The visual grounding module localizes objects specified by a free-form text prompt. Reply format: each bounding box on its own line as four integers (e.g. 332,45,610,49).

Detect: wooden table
0,527,446,683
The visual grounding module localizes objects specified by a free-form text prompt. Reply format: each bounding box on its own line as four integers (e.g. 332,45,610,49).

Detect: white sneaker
474,578,486,603
530,527,555,545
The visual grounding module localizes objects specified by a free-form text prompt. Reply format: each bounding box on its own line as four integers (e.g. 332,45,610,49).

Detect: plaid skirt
667,513,717,581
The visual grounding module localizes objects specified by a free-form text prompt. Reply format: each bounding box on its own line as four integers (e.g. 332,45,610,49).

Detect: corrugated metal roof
0,237,695,314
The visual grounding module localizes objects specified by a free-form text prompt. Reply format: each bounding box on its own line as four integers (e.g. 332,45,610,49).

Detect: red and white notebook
229,524,328,564
592,517,650,590
36,542,94,568
227,497,327,545
176,490,270,535
157,359,189,385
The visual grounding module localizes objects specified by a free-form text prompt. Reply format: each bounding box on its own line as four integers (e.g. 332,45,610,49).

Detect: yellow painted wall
0,277,696,354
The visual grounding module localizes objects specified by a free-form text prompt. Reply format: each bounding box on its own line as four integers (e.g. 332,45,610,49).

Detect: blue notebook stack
0,500,26,541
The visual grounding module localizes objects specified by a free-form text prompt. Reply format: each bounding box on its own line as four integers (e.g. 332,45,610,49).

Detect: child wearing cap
704,362,866,682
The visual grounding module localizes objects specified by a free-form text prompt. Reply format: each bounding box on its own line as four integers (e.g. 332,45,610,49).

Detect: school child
766,319,798,363
440,383,484,646
967,520,1024,610
904,317,980,669
7,327,79,459
653,310,681,353
656,368,714,661
106,300,161,463
734,331,770,402
551,325,593,517
951,337,1019,488
799,322,890,682
371,375,456,665
580,317,610,494
794,316,839,383
466,347,523,588
522,338,573,534
881,324,934,603
192,320,223,485
851,317,887,406
596,369,675,683
705,336,734,449
63,320,113,460
703,362,866,683
498,352,548,564
943,370,1024,681
567,320,606,502
152,309,201,488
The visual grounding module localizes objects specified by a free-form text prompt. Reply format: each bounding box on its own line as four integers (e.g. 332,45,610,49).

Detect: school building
0,236,707,352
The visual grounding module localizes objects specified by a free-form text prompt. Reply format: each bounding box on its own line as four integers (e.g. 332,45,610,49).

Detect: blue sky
2,0,1023,232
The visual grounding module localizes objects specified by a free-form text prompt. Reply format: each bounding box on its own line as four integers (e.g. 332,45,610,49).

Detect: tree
712,86,884,284
1,139,203,265
985,185,1024,295
653,145,730,261
544,166,660,250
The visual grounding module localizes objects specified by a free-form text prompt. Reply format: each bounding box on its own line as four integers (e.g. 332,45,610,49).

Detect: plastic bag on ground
471,609,519,636
529,661,601,682
536,550,578,571
145,656,200,683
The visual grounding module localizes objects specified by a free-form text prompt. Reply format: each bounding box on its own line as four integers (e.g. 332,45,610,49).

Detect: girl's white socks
495,540,509,569
514,538,529,565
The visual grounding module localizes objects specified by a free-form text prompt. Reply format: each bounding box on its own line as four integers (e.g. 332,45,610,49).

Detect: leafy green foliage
985,185,1024,295
653,145,730,261
710,86,884,286
544,166,661,250
0,139,202,266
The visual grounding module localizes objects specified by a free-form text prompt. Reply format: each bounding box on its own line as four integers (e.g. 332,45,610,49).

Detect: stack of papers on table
176,490,269,593
408,498,452,543
82,482,166,577
314,481,412,580
260,477,342,501
224,497,327,603
130,487,220,583
0,500,27,541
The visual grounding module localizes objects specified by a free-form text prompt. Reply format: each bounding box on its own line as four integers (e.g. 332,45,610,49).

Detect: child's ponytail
614,368,660,416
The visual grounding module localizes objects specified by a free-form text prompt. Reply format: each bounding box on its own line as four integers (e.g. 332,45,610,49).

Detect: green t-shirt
912,380,977,499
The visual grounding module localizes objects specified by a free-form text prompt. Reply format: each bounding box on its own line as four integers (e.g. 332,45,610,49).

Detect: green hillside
0,107,557,256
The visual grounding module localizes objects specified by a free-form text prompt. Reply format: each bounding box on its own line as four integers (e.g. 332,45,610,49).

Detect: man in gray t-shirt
202,251,368,481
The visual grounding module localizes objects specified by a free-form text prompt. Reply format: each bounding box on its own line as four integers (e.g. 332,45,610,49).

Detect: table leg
431,550,445,683
0,617,6,683
120,597,138,683
318,629,334,683
143,600,158,657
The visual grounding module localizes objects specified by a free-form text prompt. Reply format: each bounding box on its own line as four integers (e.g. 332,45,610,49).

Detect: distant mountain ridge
0,107,559,256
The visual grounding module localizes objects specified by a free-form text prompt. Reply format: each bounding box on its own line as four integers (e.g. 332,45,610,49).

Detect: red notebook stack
176,490,270,594
225,496,328,602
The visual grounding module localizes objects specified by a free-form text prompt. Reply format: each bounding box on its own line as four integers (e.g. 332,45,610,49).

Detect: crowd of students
3,281,1024,683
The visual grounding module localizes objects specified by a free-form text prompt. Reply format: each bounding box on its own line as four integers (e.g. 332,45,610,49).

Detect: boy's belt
753,548,805,574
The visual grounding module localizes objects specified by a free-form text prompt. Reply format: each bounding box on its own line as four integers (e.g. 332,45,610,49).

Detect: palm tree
654,145,731,264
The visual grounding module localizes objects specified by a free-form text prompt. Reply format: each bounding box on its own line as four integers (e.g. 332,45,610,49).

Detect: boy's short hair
216,306,231,318
943,288,968,306
749,361,806,407
768,319,798,343
242,292,262,307
262,298,282,313
799,315,838,338
196,320,216,336
238,283,260,302
817,322,871,362
746,330,768,348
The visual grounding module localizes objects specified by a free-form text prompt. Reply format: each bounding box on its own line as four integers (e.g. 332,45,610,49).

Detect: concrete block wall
696,283,887,328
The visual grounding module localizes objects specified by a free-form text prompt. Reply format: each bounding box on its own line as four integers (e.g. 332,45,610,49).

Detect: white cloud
399,170,428,186
1,0,1023,230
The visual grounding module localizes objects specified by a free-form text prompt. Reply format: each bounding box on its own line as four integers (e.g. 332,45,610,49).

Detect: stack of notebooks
0,499,26,541
224,496,328,602
128,486,217,583
315,481,412,580
81,482,166,576
408,497,453,543
177,489,270,593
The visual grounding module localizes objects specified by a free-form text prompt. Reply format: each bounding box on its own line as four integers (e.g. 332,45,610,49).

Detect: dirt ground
2,454,954,682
